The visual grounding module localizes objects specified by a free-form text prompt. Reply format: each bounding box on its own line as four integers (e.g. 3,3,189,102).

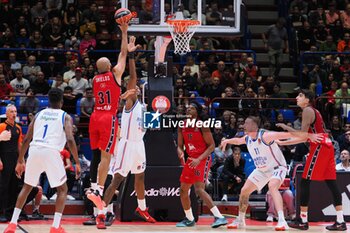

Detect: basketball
114,8,132,25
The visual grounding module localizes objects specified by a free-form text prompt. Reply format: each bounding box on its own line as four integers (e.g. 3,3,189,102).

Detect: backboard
121,0,243,36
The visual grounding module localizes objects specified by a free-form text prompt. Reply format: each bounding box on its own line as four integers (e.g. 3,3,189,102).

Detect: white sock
98,207,107,215
10,208,21,224
91,183,98,190
52,212,62,228
97,185,104,195
336,210,344,223
107,203,114,214
238,211,245,221
184,208,194,221
93,207,98,217
210,206,224,218
300,211,308,223
137,199,146,211
278,210,285,222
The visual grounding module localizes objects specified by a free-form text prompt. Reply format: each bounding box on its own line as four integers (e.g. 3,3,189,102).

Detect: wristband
128,52,135,59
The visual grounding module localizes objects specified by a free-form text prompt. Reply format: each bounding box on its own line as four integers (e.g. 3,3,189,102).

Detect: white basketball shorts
111,139,146,177
25,146,67,188
248,166,287,191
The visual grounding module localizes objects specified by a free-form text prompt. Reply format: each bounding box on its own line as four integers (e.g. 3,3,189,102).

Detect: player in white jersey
91,37,155,230
220,116,322,231
4,88,81,233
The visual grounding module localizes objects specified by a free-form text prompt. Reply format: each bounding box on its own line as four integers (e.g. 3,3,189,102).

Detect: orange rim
167,20,200,33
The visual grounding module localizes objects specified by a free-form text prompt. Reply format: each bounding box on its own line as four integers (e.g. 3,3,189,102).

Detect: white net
167,20,199,55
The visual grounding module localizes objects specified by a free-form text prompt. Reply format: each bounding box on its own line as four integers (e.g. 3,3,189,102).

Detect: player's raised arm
262,130,323,145
127,36,141,91
64,114,81,178
220,136,247,151
112,22,128,85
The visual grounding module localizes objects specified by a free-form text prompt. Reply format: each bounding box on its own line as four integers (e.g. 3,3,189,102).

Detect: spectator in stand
262,18,289,78
257,85,269,117
223,113,237,139
211,137,232,180
62,86,77,114
320,35,337,52
79,17,97,37
313,19,329,47
22,55,41,83
262,76,276,95
334,81,350,117
244,57,262,83
330,59,342,82
309,6,326,28
220,146,245,201
7,53,21,73
16,28,30,48
64,17,80,50
0,27,15,48
289,6,307,29
339,129,350,151
183,56,199,77
82,3,100,31
244,76,259,94
0,74,14,100
42,16,65,47
31,72,51,95
182,66,197,91
19,87,39,115
10,70,30,96
289,0,308,15
63,4,81,25
322,55,335,76
336,149,350,171
340,58,350,74
42,55,61,80
213,126,225,147
308,64,327,92
239,53,248,70
51,74,68,91
46,0,63,18
68,67,89,98
267,83,289,110
206,76,224,101
293,111,302,130
298,21,315,51
29,30,43,49
241,87,259,117
221,68,236,89
206,2,222,25
30,0,48,24
212,61,225,80
341,4,350,34
337,33,350,52
326,3,339,26
330,115,343,140
14,15,30,37
63,60,77,83
95,28,113,51
79,87,94,136
221,111,232,129
79,31,96,55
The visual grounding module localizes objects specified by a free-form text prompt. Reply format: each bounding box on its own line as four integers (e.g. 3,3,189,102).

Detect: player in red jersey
277,89,347,231
176,101,227,228
87,22,129,218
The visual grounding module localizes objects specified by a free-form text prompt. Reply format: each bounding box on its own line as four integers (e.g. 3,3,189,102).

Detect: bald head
96,57,111,73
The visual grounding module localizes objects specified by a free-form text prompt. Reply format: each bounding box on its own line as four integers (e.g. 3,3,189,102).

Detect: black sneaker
288,219,309,230
82,215,96,225
105,212,115,226
325,222,347,231
32,210,45,220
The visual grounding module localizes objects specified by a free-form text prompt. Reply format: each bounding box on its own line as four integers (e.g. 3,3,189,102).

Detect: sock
10,208,21,224
52,212,62,228
91,183,98,191
137,199,146,211
98,207,107,215
210,206,224,218
184,208,194,221
97,185,104,196
238,211,245,221
33,205,39,212
300,211,308,223
93,207,98,217
278,210,285,222
107,203,114,214
336,210,344,223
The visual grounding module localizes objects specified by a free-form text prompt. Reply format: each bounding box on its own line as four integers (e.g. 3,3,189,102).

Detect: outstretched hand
275,123,288,130
220,139,229,151
118,22,129,32
120,89,137,100
128,36,142,53
308,133,324,143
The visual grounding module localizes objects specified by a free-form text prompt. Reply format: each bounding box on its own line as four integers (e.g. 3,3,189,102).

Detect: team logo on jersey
143,110,161,129
152,95,171,114
100,83,106,88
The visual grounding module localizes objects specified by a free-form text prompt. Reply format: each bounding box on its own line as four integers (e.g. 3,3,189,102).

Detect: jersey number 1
254,148,260,155
42,124,48,139
98,90,111,104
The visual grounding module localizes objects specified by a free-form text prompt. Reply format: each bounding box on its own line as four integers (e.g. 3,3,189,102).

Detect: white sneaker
266,215,274,222
50,193,57,200
221,194,228,202
67,195,75,200
227,218,246,229
275,220,289,231
41,195,48,201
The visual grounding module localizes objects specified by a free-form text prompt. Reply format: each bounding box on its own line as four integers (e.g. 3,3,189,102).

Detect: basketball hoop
167,19,200,55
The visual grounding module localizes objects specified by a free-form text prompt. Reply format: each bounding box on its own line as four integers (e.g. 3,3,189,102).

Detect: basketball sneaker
49,226,67,233
287,219,309,230
82,215,96,225
32,210,45,220
3,223,17,233
176,218,195,227
211,217,228,228
135,207,156,223
105,212,115,226
96,214,107,229
87,190,104,210
227,218,246,229
275,220,289,231
325,222,347,231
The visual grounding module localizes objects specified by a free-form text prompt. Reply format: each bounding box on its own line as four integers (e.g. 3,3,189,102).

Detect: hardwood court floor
0,217,348,233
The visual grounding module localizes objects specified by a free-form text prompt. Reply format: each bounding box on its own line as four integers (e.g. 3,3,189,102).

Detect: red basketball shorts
180,156,211,184
89,112,118,153
302,143,336,180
